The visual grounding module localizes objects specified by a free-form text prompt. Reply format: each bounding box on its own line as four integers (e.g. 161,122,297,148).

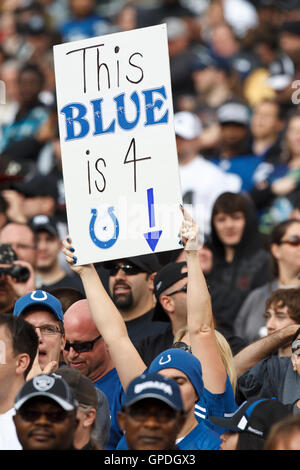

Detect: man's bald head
63,299,113,382
64,299,99,338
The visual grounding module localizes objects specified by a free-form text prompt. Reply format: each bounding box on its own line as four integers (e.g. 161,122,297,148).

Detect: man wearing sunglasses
102,254,170,345
117,372,186,450
63,299,121,449
13,374,79,450
13,289,66,373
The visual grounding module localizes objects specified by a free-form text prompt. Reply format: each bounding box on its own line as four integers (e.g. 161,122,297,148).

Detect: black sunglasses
64,334,102,353
125,406,178,423
19,408,69,423
167,285,187,296
278,235,300,247
109,264,144,276
172,341,192,353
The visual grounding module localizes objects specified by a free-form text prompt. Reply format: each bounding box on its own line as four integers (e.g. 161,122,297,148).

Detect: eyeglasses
109,264,144,276
34,324,63,336
125,406,178,423
172,341,192,353
278,236,300,247
64,334,102,353
19,408,69,423
167,285,187,296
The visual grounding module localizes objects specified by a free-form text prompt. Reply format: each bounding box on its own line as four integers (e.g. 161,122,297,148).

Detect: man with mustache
13,374,79,450
103,254,170,345
117,372,186,450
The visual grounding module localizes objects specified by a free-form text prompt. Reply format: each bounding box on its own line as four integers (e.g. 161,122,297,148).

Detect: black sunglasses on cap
64,334,102,353
167,285,187,296
109,264,145,276
278,235,300,247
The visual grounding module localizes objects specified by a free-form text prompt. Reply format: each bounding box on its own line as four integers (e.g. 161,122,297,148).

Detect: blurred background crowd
1,0,300,339
1,0,300,236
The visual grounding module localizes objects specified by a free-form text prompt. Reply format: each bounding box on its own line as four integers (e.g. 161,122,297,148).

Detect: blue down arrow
144,187,162,252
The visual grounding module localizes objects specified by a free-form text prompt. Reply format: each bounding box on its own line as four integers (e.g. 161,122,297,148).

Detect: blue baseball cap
13,290,64,324
149,348,204,400
123,372,184,411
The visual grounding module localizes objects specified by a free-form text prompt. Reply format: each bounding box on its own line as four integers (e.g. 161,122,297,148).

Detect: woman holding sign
63,207,237,450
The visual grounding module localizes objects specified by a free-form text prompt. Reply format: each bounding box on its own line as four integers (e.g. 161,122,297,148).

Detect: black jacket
208,196,271,322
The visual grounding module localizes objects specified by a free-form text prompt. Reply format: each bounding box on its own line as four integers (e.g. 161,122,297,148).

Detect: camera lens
9,265,30,282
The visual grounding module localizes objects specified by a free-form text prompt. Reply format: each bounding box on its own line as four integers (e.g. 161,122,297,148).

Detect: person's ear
16,353,30,377
82,408,96,428
159,295,175,315
148,272,156,292
270,243,281,261
117,411,126,432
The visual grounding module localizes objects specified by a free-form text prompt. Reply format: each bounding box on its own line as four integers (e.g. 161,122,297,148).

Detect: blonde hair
173,326,237,394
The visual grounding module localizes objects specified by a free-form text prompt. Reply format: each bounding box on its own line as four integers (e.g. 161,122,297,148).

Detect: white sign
54,25,182,265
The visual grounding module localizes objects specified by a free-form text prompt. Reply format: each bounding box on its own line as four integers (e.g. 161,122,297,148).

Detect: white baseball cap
174,112,202,140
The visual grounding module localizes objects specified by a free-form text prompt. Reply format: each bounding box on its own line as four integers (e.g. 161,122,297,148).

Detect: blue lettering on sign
60,102,89,141
143,86,169,126
91,98,115,135
114,91,140,131
60,86,169,141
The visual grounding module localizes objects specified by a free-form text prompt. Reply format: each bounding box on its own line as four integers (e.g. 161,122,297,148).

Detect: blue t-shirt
94,368,124,450
211,154,264,192
116,421,221,450
177,422,221,450
60,14,109,42
195,375,238,435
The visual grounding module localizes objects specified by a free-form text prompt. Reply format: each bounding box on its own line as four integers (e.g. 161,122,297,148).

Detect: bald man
63,299,123,449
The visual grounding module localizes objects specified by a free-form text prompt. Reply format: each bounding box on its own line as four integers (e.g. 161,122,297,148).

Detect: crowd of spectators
2,0,300,453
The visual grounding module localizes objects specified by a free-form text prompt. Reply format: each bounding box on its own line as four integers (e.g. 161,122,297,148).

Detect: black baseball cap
102,253,160,275
29,214,59,237
14,374,78,412
280,21,300,37
209,398,293,437
152,262,187,322
13,173,58,200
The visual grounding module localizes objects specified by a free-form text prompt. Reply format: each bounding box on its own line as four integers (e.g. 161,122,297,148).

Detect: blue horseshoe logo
89,207,119,249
